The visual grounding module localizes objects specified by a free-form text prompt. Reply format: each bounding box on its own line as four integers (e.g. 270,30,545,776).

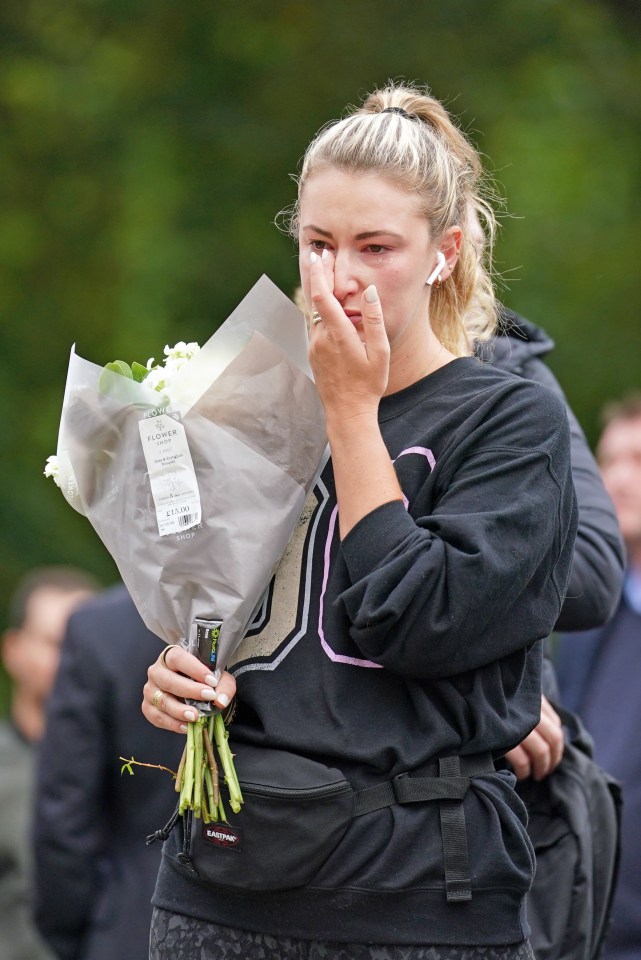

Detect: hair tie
381,106,418,122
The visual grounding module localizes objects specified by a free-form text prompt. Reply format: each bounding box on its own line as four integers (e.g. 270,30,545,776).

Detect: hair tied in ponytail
381,106,419,122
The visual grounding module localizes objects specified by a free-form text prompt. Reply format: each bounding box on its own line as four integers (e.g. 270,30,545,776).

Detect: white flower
143,367,169,393
144,341,200,395
46,342,201,493
44,455,61,487
164,341,200,362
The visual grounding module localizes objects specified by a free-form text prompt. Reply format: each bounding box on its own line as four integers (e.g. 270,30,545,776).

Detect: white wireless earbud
426,251,446,286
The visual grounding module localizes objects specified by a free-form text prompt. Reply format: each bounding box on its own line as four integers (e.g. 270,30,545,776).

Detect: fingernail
310,251,318,263
205,671,220,687
184,709,197,721
216,693,230,708
180,724,188,733
365,284,378,303
321,249,328,260
200,688,216,700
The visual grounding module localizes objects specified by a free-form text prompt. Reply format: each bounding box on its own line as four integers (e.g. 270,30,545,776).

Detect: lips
344,310,362,325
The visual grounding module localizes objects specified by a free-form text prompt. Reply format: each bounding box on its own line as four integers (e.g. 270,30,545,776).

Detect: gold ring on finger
158,643,180,668
152,688,164,710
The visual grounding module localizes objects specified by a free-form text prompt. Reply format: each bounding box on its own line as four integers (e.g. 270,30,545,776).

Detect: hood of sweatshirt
476,306,555,376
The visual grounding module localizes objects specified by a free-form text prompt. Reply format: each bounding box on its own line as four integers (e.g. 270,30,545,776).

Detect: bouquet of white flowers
45,275,327,821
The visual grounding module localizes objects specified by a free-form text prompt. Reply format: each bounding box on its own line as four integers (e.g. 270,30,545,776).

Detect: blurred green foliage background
1,0,640,707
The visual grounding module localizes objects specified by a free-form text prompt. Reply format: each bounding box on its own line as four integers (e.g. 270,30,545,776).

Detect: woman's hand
504,695,565,781
307,250,403,538
142,644,237,735
308,250,390,423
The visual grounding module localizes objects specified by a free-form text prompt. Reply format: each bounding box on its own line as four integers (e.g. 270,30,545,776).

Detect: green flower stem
199,763,210,823
193,719,203,813
213,712,243,813
174,743,187,793
204,765,217,822
179,721,196,814
177,712,243,820
202,724,220,807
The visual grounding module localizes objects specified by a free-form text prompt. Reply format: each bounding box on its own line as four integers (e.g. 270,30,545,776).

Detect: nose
332,249,360,304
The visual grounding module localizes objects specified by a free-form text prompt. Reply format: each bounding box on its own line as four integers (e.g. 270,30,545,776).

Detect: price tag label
139,413,202,536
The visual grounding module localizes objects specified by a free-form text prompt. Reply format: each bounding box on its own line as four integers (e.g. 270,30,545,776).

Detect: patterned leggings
149,907,536,960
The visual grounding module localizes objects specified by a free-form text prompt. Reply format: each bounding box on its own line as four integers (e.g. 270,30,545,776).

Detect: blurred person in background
465,203,624,780
479,303,625,960
556,394,641,960
33,584,184,960
0,566,98,960
478,302,625,780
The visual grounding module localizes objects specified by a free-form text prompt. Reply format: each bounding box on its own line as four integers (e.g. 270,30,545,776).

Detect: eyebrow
302,225,404,242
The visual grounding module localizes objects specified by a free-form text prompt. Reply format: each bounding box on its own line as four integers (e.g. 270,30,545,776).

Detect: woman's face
298,168,438,349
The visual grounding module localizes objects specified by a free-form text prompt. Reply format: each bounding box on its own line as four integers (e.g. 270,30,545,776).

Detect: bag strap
437,757,474,903
146,802,180,845
353,751,495,903
146,802,198,875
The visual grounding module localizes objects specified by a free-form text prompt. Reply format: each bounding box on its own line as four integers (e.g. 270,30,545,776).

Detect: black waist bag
150,741,495,899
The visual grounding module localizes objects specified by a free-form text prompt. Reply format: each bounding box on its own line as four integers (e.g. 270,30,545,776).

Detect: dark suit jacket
33,585,184,960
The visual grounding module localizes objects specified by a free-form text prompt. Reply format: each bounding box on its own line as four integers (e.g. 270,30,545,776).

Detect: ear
440,226,463,279
0,629,20,678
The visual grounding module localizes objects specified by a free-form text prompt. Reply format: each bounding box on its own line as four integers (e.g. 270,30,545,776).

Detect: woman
143,83,577,959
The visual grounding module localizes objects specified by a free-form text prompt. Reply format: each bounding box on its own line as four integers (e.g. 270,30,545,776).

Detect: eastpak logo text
202,822,241,850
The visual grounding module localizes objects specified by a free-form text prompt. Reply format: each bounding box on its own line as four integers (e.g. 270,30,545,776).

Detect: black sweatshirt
153,356,578,946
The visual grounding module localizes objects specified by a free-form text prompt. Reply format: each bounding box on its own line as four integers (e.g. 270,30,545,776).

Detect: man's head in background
1,566,99,741
597,393,641,569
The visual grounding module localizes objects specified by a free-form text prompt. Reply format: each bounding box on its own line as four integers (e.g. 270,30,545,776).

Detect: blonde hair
288,82,499,355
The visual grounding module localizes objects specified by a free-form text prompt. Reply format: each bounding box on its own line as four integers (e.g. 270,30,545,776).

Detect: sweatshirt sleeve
33,613,108,960
518,358,624,630
338,383,578,679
